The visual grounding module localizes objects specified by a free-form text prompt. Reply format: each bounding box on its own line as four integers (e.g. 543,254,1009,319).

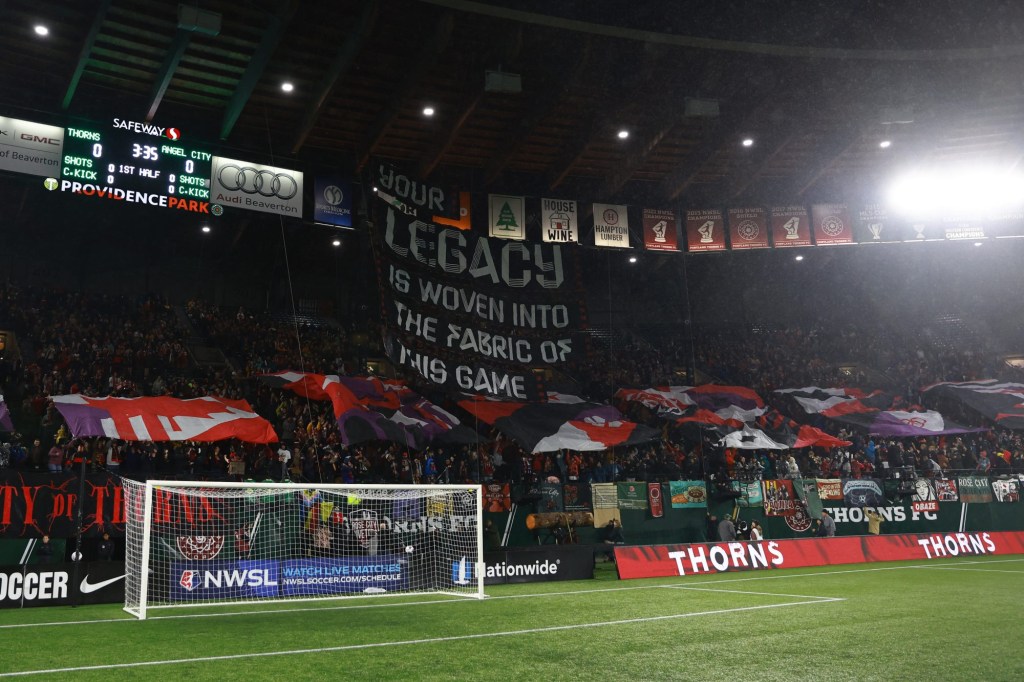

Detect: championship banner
730,480,763,507
941,215,987,241
648,483,664,518
685,209,726,252
669,481,708,508
592,203,630,248
992,479,1020,503
313,175,353,228
484,483,511,512
617,482,648,510
489,194,525,240
642,207,679,252
541,198,578,243
902,220,943,242
0,116,64,177
958,476,993,503
855,203,901,244
727,207,769,250
770,205,811,247
763,479,798,516
811,203,854,245
842,478,886,507
210,155,303,217
935,478,959,502
613,530,1024,579
434,191,471,230
0,472,126,538
562,482,592,512
816,479,844,501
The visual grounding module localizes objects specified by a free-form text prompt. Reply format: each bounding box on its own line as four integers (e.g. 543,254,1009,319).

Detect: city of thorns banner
0,473,126,538
374,190,585,400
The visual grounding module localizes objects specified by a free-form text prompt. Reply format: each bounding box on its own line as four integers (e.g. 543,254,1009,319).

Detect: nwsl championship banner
614,530,1024,579
373,184,586,401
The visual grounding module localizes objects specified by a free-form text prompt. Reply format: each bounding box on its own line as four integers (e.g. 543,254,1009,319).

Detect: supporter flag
616,385,766,424
458,394,659,454
617,482,648,510
50,395,278,443
718,410,851,450
828,410,985,437
935,478,959,502
669,480,708,508
762,479,798,516
816,479,844,501
730,480,763,507
563,482,592,512
0,396,13,432
992,479,1020,503
795,479,823,519
922,380,1024,430
957,476,993,503
775,387,893,417
484,483,511,512
261,372,479,448
842,478,886,507
911,479,939,513
590,482,620,527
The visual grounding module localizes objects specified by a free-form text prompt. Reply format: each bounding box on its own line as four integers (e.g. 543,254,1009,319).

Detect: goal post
121,479,485,620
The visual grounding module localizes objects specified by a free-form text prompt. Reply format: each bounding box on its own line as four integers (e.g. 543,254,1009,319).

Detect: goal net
121,480,484,619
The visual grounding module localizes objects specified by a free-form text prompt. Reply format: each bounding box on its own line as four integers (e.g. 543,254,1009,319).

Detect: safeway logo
79,574,125,594
166,128,181,141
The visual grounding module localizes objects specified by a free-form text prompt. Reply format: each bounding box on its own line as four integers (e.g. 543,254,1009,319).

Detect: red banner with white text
614,530,1024,579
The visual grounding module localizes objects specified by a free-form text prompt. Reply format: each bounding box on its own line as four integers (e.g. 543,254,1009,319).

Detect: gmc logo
20,133,60,145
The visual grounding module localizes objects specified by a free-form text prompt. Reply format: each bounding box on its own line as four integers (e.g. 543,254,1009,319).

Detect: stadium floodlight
886,166,1024,218
121,480,484,620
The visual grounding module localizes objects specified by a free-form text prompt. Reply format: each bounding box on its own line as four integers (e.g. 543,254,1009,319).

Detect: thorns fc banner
642,208,679,252
727,207,769,250
374,190,585,400
685,209,726,252
770,205,811,247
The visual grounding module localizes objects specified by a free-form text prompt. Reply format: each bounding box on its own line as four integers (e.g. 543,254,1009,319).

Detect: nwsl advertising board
614,531,1024,579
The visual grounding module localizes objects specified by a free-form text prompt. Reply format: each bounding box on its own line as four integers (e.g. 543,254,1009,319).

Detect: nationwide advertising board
452,546,594,586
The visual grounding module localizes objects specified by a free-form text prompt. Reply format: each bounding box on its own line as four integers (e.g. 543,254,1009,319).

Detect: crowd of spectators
2,284,1024,491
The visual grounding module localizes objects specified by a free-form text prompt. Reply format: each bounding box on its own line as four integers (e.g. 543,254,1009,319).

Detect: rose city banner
373,190,585,400
614,531,1024,579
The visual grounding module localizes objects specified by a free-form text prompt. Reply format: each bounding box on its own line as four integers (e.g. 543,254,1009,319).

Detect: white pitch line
665,585,845,602
0,598,832,678
916,566,1024,575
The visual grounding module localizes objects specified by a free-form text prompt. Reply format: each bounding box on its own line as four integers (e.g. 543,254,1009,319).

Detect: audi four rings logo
218,165,299,200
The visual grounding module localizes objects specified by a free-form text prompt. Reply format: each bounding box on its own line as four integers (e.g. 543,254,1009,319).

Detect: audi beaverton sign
210,155,304,217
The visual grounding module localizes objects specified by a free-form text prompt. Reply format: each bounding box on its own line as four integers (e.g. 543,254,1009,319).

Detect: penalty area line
0,598,833,678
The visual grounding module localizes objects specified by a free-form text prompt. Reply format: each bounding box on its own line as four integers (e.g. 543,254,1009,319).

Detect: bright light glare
201,225,211,233
34,25,48,36
742,138,754,147
628,256,637,263
332,239,342,247
617,130,629,140
887,167,1024,217
423,107,435,117
281,82,294,93
795,255,804,261
879,140,892,149
974,241,983,247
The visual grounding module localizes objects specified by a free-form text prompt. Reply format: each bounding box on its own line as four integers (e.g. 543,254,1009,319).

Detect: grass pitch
1,555,1022,681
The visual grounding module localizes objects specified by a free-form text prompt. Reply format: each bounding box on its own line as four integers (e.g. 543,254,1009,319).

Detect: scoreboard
59,118,214,215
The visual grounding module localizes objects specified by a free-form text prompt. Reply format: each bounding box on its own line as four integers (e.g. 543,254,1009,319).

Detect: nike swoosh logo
80,574,125,594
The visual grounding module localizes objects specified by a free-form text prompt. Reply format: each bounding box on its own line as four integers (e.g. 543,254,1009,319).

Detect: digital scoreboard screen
59,118,214,215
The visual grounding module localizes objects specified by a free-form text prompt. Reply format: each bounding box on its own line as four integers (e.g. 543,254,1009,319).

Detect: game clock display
59,118,213,214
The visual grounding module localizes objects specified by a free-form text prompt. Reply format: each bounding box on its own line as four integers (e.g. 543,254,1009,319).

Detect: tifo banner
763,479,798,516
958,476,994,504
843,478,886,507
541,198,578,243
770,205,811,247
51,394,278,443
0,472,126,538
210,155,303,217
617,482,648,510
811,203,854,246
669,481,708,508
922,380,1024,430
488,194,525,240
313,175,353,228
730,480,763,507
727,207,769,250
855,204,900,244
685,209,726,252
642,207,679,252
592,203,630,248
373,161,460,221
374,190,584,400
613,531,1024,579
816,479,844,501
936,479,959,502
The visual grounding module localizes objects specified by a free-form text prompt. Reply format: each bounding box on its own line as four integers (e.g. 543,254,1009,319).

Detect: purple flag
0,397,13,432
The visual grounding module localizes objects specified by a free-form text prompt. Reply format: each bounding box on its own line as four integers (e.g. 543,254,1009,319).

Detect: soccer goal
121,479,484,619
